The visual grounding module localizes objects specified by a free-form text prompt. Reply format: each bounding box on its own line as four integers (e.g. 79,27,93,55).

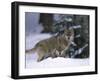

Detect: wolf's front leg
61,50,68,58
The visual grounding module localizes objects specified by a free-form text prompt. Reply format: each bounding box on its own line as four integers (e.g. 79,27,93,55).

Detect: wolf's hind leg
37,56,44,62
37,49,45,62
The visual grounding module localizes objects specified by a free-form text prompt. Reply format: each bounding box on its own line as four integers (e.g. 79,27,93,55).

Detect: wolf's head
63,28,74,42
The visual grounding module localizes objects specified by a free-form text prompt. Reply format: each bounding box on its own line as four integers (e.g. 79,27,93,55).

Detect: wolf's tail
25,47,36,54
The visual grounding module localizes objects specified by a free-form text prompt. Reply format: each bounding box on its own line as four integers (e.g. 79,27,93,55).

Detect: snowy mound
26,53,89,68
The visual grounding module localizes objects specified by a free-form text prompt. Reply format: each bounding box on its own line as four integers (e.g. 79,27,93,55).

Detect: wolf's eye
67,31,72,36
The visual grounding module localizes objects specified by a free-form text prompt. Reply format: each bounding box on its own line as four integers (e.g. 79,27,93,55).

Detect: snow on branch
71,44,88,58
71,41,77,46
75,34,81,38
69,25,81,29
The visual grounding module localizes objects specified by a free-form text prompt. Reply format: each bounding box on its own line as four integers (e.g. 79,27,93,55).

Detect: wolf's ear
69,27,73,30
64,28,67,33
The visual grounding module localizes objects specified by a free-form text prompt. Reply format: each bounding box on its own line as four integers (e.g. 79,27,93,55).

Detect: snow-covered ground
25,34,89,69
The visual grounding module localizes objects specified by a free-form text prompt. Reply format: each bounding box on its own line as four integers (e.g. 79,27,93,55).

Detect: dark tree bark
39,13,54,32
73,15,89,58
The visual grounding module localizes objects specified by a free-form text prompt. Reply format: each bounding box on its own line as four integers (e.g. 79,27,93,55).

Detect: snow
26,54,89,68
25,34,89,69
25,13,43,36
71,25,81,29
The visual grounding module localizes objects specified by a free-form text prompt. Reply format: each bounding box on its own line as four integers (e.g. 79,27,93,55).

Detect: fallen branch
71,44,88,58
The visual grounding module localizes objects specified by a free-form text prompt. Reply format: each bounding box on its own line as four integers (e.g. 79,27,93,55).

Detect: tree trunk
39,13,54,32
